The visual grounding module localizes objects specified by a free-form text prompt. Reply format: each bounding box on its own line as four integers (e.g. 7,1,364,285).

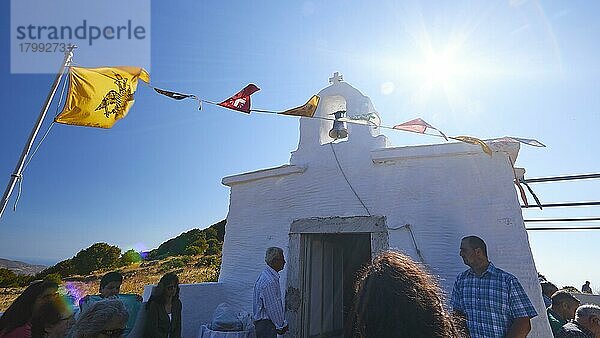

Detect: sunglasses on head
99,328,125,337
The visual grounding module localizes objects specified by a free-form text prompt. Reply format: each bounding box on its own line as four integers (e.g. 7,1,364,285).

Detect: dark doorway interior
301,233,371,338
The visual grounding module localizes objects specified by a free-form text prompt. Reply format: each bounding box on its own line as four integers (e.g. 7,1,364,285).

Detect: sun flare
416,50,464,89
379,35,486,115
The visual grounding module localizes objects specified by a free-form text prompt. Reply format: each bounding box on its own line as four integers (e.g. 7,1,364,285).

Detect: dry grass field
0,255,220,312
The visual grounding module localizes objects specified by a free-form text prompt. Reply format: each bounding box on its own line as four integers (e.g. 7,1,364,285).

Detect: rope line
406,224,425,263
23,72,68,171
13,70,69,211
386,224,425,263
249,108,447,139
329,142,371,216
65,67,531,145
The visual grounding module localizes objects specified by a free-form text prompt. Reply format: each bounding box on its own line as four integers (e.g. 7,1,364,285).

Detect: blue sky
0,1,599,290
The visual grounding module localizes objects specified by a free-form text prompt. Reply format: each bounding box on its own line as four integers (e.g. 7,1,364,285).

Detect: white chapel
147,73,552,337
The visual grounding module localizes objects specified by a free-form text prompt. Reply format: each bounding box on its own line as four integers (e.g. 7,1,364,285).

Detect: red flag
393,118,431,133
393,118,448,140
218,84,260,113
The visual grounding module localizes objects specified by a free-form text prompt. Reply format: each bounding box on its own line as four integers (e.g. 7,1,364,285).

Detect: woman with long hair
143,272,182,338
353,251,464,338
30,297,73,338
69,299,128,338
0,280,59,338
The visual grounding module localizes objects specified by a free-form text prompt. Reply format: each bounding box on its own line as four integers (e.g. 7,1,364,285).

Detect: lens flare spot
380,81,395,95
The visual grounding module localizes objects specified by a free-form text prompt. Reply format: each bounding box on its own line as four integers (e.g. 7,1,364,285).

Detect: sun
378,38,480,113
416,49,464,89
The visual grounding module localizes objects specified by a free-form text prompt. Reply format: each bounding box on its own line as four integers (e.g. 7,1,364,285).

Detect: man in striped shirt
254,247,288,338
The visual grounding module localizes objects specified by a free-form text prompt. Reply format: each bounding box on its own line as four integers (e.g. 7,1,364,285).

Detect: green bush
71,243,121,275
184,245,205,256
204,227,218,240
146,220,225,259
205,238,221,255
43,273,62,284
37,259,75,279
0,268,33,287
195,255,221,268
120,249,142,266
160,257,190,272
0,268,19,287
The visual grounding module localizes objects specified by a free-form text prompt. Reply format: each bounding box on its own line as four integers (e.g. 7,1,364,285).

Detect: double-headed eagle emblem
95,74,134,118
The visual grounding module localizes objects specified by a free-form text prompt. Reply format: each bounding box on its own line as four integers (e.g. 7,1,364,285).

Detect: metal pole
524,173,600,183
524,217,600,223
521,201,600,208
526,226,600,231
0,45,76,221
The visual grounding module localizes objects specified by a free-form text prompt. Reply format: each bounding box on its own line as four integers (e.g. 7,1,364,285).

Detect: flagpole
0,45,77,221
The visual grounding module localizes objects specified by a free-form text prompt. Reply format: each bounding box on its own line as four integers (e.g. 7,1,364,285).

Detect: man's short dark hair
99,271,123,290
552,290,580,306
462,236,487,257
541,281,559,297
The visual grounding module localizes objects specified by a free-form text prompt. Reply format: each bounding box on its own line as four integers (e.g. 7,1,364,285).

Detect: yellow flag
55,66,150,128
279,95,320,117
450,135,493,156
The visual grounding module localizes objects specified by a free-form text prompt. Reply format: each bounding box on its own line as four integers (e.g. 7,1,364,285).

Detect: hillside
0,219,226,312
0,258,46,276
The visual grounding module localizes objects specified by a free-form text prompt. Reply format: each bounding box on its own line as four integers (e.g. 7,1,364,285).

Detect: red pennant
393,118,448,140
393,118,432,133
218,84,260,113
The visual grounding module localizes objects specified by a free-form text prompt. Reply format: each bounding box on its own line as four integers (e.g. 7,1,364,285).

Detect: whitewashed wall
176,80,552,337
570,293,600,306
219,141,551,338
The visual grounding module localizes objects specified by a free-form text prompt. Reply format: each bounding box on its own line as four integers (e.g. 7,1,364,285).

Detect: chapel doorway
300,233,371,338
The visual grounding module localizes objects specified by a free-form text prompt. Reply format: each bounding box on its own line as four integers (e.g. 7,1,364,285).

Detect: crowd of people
1,234,599,337
540,279,600,337
254,236,600,338
0,271,182,338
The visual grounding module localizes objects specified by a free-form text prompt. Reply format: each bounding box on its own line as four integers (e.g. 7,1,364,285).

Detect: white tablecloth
197,325,255,338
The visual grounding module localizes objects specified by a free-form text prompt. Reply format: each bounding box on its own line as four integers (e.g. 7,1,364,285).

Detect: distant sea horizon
1,255,58,267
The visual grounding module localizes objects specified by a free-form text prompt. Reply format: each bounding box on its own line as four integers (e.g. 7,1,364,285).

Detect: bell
329,110,348,139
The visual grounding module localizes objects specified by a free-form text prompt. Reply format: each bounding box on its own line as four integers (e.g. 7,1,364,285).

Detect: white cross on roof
329,72,343,84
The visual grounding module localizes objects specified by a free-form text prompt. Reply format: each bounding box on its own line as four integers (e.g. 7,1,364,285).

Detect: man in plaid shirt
451,236,538,338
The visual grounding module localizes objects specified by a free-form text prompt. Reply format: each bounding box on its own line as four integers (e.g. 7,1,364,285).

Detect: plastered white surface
177,79,551,337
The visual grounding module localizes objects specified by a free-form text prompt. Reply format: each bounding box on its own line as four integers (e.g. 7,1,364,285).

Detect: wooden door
301,234,345,338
